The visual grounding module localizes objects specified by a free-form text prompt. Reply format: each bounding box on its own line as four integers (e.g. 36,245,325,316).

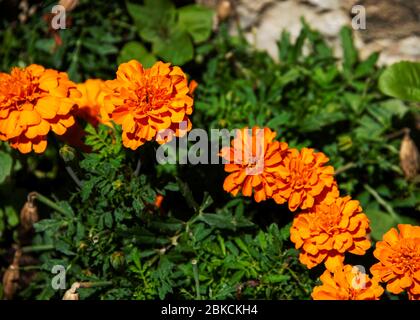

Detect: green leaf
354,52,379,78
178,4,213,44
126,0,175,30
0,150,12,184
152,28,194,65
379,61,420,102
104,212,113,228
262,274,290,283
117,41,157,67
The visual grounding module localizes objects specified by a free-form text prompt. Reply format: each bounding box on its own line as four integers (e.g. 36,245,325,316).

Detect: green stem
363,184,400,222
31,192,71,216
335,162,356,175
287,267,309,296
21,244,55,253
192,259,201,300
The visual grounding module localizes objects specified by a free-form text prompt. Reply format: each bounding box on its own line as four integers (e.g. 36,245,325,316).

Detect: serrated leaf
379,61,420,102
178,4,213,44
117,41,157,67
365,209,397,241
0,151,13,184
152,28,193,65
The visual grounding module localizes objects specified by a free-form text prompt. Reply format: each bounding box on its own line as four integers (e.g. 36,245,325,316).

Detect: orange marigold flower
73,79,111,126
220,127,289,203
290,196,371,271
104,60,194,150
312,265,384,300
370,224,420,300
273,148,337,211
0,64,80,153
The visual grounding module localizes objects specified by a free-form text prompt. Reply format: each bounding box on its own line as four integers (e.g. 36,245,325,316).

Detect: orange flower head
104,60,194,150
370,224,420,300
219,126,289,203
154,194,164,209
290,196,371,271
312,265,384,300
74,79,111,126
0,64,80,153
273,148,337,211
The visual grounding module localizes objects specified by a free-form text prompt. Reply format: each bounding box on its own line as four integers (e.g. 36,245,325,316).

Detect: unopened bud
2,250,21,300
59,145,76,162
58,0,79,12
20,200,39,232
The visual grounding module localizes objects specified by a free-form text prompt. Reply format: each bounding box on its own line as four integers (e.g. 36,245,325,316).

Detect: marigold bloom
0,64,80,153
273,148,337,211
74,79,111,126
290,196,371,271
220,127,288,203
312,265,384,300
370,224,420,300
104,60,194,150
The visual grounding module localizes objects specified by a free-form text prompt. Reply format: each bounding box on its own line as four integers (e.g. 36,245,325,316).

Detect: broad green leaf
126,0,175,30
340,26,358,74
178,4,214,44
379,61,420,102
0,151,13,184
200,213,236,230
365,209,397,241
117,41,157,67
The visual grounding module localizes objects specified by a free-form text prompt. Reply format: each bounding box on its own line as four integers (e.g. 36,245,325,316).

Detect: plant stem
287,267,309,296
21,244,55,253
134,158,141,176
30,192,72,216
363,184,400,222
192,259,201,300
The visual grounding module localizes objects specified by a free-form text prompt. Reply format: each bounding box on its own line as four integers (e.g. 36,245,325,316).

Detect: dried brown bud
400,129,419,180
58,0,79,12
20,201,39,232
217,1,232,21
2,250,21,300
62,282,80,300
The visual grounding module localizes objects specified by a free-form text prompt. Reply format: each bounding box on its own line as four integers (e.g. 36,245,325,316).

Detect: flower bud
400,129,419,180
110,252,125,270
2,250,21,300
20,200,39,232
